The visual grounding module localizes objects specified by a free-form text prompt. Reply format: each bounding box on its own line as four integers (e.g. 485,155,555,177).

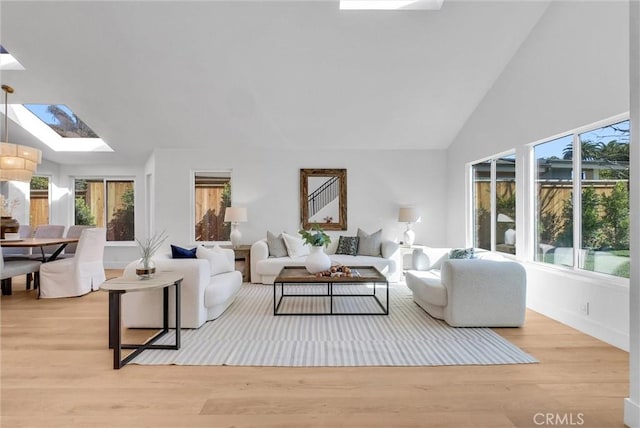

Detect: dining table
1,237,80,262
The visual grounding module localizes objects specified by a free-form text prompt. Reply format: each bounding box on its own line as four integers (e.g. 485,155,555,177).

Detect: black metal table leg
174,280,181,349
106,278,182,369
108,290,124,369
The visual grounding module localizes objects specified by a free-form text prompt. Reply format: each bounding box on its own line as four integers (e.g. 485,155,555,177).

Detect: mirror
300,168,347,231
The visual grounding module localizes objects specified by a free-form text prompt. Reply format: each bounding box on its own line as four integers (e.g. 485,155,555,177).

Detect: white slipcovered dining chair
60,225,95,258
39,228,106,299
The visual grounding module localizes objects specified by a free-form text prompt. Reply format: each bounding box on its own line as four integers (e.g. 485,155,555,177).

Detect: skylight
0,45,25,71
5,104,113,152
339,0,443,10
24,104,99,138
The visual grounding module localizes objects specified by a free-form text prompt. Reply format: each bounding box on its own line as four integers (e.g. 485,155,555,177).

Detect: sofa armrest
251,239,269,283
216,246,236,271
381,240,402,282
440,259,526,327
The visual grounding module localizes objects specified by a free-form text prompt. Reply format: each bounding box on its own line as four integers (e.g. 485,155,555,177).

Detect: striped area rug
131,282,537,367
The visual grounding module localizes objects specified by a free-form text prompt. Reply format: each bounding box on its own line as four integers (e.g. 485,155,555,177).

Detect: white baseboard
527,298,629,351
625,398,640,427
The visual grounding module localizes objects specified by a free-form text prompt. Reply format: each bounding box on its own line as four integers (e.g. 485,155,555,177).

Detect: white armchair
39,228,106,298
122,248,242,329
405,247,526,327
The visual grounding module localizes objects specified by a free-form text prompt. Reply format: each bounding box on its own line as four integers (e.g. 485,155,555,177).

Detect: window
23,104,98,138
74,178,135,241
534,135,574,266
193,172,231,242
471,154,516,254
29,176,50,228
534,119,629,278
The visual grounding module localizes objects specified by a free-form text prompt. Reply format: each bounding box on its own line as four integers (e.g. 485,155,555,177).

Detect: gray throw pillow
356,228,382,257
449,248,475,259
267,231,288,257
336,236,359,256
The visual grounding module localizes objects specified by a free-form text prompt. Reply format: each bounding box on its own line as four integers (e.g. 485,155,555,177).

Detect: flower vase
1,216,19,239
135,258,156,280
305,245,331,274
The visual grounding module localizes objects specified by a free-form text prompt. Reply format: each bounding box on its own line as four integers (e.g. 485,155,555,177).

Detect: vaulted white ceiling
0,0,550,165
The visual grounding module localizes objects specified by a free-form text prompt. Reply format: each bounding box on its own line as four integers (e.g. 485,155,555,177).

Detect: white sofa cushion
357,228,382,256
204,271,243,307
329,254,391,274
405,269,446,306
257,256,307,276
196,245,234,275
266,231,288,257
282,232,309,258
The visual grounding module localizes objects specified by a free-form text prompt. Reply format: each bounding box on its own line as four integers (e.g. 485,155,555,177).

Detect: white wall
446,1,630,349
625,0,639,425
151,147,447,253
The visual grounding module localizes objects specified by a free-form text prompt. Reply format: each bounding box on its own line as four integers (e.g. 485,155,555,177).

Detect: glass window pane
29,176,49,228
495,155,516,254
472,161,491,250
75,179,102,227
194,173,231,242
74,178,135,242
106,181,134,241
534,135,574,266
579,120,630,278
23,104,99,138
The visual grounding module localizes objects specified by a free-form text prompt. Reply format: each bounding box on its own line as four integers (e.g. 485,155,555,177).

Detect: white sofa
121,250,242,329
405,247,526,327
250,239,402,284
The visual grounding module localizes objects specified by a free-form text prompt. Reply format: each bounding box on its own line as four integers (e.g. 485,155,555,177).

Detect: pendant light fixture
0,84,41,182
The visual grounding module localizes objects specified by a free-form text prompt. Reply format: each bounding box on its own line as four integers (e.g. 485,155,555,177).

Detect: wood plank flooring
0,270,629,427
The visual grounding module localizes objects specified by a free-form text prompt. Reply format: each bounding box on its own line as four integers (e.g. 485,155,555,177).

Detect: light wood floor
0,270,628,428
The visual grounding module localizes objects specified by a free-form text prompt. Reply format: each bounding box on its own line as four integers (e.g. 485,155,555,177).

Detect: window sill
524,260,629,289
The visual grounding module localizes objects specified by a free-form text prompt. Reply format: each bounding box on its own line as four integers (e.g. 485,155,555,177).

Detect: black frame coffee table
273,266,389,316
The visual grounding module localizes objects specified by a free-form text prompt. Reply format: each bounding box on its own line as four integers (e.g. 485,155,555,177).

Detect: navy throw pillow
171,244,197,259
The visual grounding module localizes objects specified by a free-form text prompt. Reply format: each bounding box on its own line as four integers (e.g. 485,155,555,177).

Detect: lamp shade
398,207,421,223
224,207,247,223
0,86,42,182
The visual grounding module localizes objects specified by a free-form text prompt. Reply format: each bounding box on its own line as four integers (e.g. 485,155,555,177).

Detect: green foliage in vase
299,224,331,247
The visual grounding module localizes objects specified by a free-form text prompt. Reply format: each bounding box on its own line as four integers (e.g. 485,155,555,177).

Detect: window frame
469,150,517,255
528,113,630,281
72,176,136,244
30,174,52,228
190,169,233,245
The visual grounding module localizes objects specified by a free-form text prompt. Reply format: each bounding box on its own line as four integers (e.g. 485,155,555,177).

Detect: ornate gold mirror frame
300,168,347,231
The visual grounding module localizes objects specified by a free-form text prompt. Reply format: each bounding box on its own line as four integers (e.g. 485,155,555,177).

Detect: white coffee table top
100,272,183,293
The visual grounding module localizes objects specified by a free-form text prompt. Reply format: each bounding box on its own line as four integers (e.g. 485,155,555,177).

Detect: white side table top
100,272,183,293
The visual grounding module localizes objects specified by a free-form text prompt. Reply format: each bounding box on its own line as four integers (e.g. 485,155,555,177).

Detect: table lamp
224,207,247,248
398,207,421,246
